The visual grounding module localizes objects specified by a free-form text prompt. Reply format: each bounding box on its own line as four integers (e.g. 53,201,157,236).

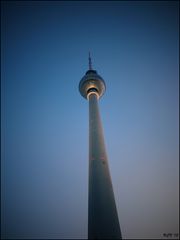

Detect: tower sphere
79,69,106,99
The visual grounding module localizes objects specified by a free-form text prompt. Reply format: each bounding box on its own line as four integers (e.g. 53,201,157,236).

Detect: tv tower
79,53,122,239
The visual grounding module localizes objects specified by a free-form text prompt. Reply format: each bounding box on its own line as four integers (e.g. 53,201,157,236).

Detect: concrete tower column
88,92,121,239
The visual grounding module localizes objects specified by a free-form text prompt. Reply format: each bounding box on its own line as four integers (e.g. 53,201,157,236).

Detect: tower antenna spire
88,51,92,70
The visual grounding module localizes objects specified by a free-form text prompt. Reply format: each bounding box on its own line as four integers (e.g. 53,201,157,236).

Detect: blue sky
1,1,179,239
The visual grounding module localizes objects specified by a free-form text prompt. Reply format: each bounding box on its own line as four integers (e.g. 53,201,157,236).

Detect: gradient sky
1,1,179,239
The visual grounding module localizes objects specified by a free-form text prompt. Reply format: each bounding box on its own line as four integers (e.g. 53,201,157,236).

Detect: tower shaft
88,93,122,239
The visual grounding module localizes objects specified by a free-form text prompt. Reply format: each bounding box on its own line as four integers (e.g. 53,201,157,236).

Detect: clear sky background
1,1,179,239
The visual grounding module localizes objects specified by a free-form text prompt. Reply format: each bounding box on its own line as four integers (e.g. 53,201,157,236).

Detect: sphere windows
87,88,99,95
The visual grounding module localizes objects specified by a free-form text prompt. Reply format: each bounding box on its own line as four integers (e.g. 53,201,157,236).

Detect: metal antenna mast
88,52,92,70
